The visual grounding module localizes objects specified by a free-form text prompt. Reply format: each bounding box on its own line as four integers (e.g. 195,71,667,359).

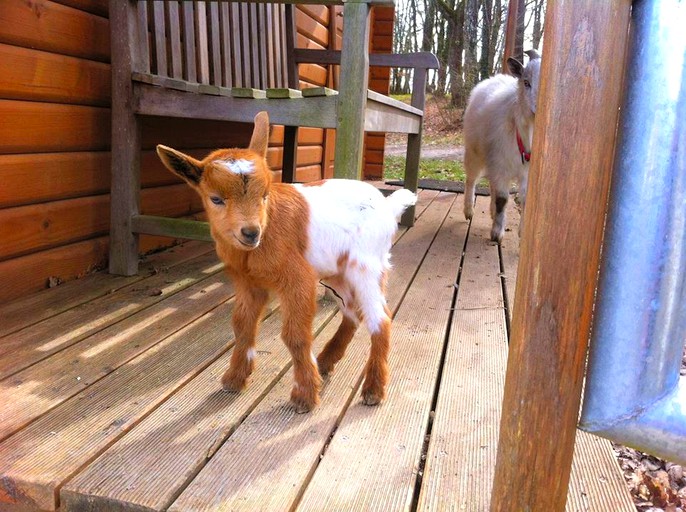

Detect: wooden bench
109,0,439,276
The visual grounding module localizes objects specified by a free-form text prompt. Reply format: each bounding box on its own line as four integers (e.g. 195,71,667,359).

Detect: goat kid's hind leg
317,308,359,377
489,180,509,243
222,285,269,392
355,269,392,406
463,149,480,220
281,276,322,413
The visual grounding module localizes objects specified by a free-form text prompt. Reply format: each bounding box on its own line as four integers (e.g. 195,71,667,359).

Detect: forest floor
383,94,686,512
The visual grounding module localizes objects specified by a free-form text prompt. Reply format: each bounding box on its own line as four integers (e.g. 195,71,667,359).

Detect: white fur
215,159,255,175
293,180,415,333
246,348,256,362
463,53,541,242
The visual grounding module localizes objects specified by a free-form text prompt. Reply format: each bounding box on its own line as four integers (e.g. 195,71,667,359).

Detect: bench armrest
294,49,440,71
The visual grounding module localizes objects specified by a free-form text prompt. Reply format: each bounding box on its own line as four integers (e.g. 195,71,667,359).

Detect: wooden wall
0,0,391,304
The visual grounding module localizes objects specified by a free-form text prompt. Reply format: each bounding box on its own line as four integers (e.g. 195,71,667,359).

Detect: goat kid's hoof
221,372,248,393
490,229,504,244
361,388,385,406
290,387,318,414
316,359,334,378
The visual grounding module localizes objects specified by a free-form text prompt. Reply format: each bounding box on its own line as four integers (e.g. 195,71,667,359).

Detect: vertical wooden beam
490,1,632,511
281,3,299,183
333,0,371,180
109,0,143,276
501,0,519,72
400,66,427,227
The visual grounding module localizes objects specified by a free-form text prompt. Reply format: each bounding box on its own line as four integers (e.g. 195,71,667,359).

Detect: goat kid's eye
210,196,225,206
523,80,531,89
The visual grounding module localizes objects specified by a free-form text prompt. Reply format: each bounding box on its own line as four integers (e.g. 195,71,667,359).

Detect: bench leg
400,132,421,227
282,126,298,183
109,110,141,276
333,1,370,180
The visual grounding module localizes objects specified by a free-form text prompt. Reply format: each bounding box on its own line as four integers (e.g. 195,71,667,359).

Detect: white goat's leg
490,180,509,243
463,150,479,220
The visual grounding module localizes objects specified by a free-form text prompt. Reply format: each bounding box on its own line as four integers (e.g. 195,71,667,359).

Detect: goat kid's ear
525,49,541,61
507,57,524,78
156,145,204,186
248,111,270,158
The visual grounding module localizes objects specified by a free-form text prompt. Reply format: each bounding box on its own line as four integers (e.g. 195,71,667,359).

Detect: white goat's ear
507,57,524,78
156,145,204,186
525,49,541,61
248,111,270,158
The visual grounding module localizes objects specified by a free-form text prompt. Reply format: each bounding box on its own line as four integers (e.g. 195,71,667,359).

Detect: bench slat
181,3,197,81
152,1,168,76
195,2,210,83
167,2,183,78
208,2,222,85
219,3,232,87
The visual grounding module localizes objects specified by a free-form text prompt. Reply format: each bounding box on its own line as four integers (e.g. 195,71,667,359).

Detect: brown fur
157,112,397,413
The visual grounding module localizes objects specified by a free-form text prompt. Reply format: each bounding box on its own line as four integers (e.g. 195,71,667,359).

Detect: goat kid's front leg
280,278,322,413
222,284,269,392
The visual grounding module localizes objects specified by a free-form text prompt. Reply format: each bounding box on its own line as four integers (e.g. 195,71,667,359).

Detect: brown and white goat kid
156,112,416,413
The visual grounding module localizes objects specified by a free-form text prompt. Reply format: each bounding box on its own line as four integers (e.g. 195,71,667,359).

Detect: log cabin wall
0,0,391,303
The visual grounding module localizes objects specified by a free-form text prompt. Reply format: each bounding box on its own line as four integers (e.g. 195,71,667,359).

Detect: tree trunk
532,0,544,50
449,1,465,107
480,0,492,80
464,0,479,91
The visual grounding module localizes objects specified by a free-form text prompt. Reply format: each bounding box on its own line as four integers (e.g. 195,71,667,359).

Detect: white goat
463,50,541,242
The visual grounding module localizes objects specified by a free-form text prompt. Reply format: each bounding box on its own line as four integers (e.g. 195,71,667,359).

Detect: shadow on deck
0,188,634,511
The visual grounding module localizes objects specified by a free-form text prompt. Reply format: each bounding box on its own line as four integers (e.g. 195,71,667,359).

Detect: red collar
516,128,531,164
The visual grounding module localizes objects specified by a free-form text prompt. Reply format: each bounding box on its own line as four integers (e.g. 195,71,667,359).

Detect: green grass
383,155,466,182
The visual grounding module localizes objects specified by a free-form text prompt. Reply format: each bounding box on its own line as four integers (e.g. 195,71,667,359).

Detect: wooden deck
0,188,635,512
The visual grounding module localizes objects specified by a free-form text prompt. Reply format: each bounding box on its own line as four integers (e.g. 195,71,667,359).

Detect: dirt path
386,143,464,161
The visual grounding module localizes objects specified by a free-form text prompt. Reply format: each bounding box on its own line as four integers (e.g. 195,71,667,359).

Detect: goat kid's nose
240,226,260,243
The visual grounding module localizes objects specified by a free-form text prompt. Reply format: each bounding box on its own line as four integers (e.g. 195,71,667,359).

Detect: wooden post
109,0,143,276
333,0,371,180
282,3,299,183
490,1,632,510
400,66,427,227
501,0,519,72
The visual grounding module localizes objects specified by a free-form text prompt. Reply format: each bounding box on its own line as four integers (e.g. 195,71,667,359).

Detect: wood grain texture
332,1,370,179
491,2,633,510
0,100,110,154
0,251,223,381
0,294,238,511
0,273,232,443
0,241,212,339
0,0,110,62
0,43,111,106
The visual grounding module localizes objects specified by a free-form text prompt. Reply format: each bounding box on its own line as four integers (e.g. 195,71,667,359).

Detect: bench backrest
134,2,295,89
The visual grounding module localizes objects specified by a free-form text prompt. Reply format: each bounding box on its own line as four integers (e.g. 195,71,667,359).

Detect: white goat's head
507,49,542,116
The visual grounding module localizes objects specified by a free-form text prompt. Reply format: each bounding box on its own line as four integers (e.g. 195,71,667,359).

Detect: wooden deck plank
168,192,459,512
0,294,265,511
0,251,224,380
63,190,449,512
455,198,503,310
498,203,634,511
418,198,506,511
291,197,467,511
0,273,233,443
0,241,212,339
